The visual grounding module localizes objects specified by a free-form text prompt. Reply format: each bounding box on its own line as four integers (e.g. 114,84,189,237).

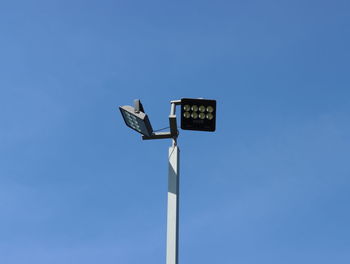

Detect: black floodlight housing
181,98,216,132
119,100,153,137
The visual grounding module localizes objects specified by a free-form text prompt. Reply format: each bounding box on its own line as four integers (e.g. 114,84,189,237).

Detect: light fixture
180,98,216,132
119,100,153,137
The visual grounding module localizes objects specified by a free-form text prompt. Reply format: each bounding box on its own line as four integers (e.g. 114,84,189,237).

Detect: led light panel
180,98,216,132
119,105,153,137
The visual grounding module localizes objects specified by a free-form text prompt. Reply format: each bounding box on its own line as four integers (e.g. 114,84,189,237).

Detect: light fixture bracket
142,100,180,141
134,99,145,113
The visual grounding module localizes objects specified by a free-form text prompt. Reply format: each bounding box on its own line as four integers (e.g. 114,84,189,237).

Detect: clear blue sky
1,0,349,263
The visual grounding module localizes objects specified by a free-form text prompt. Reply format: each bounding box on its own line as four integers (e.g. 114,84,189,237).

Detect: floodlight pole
167,141,179,264
167,100,180,264
142,99,181,264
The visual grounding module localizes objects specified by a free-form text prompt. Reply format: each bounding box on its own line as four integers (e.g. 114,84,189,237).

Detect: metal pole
167,139,180,264
166,100,180,264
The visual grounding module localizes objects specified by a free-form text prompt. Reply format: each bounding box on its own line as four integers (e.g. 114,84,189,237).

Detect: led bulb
183,105,191,111
191,105,198,112
183,112,191,118
199,105,206,112
199,112,206,119
191,112,198,119
207,106,214,113
206,113,214,120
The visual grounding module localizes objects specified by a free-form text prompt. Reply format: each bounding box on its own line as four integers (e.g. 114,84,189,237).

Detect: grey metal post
166,100,181,264
167,141,179,264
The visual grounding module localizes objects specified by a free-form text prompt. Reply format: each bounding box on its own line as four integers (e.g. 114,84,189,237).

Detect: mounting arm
142,100,181,141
